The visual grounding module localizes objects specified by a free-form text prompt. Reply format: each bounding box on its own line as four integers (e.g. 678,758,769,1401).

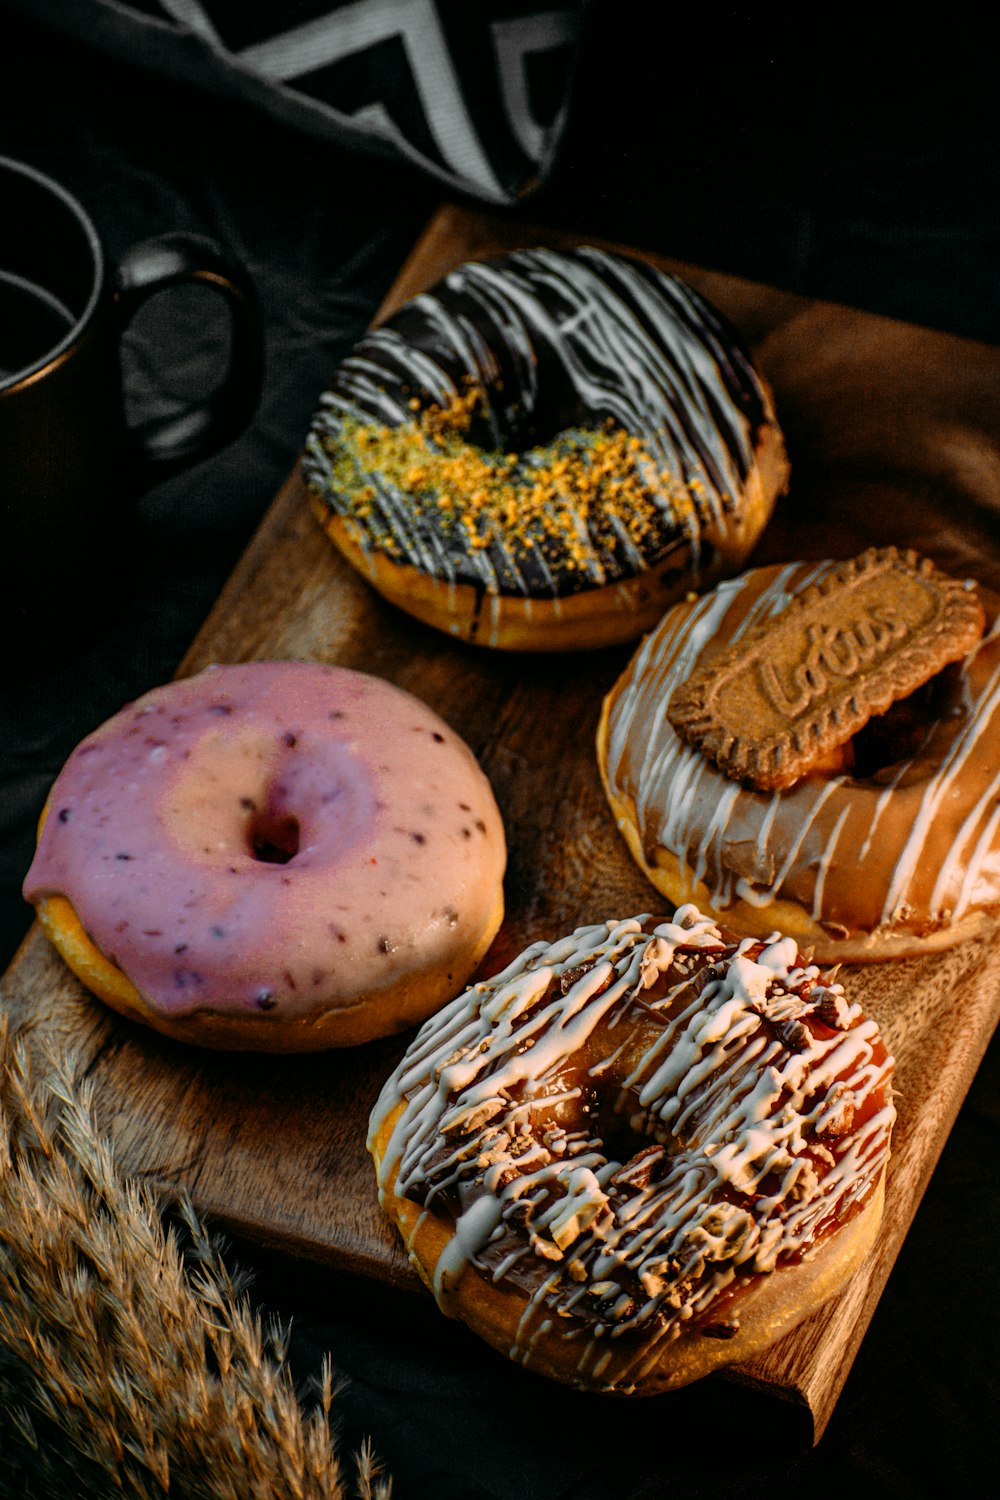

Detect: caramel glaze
304,248,782,600
369,908,894,1392
600,562,1000,957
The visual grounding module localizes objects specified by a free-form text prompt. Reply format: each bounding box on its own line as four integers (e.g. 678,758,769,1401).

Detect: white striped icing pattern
368,908,893,1385
603,562,1000,940
304,248,772,598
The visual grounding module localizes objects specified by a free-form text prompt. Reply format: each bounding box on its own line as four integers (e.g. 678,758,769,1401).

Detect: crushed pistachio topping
315,385,704,578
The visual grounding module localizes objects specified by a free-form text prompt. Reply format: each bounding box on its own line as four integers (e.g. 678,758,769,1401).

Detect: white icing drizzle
304,247,775,599
856,761,910,864
602,561,1000,941
889,640,1000,921
369,907,894,1385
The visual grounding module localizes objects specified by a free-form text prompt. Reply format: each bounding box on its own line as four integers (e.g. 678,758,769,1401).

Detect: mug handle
114,232,263,479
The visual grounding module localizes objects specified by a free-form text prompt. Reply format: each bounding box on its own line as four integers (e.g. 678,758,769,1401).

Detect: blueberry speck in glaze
57,807,73,824
329,710,346,720
283,732,298,748
208,703,233,716
377,935,396,954
461,827,472,839
410,831,427,844
174,943,188,955
174,969,203,989
432,732,445,743
239,797,256,812
115,852,133,861
211,925,227,939
475,819,487,834
256,988,277,1010
283,969,297,989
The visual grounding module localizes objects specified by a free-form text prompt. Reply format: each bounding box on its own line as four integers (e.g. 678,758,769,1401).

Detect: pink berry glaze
24,661,506,1028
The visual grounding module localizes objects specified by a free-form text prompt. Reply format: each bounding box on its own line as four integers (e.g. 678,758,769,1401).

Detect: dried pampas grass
0,1015,390,1498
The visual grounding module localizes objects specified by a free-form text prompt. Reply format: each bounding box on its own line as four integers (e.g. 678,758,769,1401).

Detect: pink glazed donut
23,661,506,1050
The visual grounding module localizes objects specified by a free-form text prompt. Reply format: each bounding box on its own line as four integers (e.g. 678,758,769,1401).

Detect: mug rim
0,154,105,396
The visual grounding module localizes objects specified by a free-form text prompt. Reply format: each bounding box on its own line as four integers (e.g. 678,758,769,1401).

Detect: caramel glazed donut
598,560,1000,963
302,247,789,651
23,661,506,1050
369,907,894,1395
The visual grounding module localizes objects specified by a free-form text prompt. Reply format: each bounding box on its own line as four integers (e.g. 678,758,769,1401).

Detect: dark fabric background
4,0,589,204
2,6,1000,1495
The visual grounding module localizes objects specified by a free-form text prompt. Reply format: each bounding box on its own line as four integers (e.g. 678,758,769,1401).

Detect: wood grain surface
5,204,1000,1442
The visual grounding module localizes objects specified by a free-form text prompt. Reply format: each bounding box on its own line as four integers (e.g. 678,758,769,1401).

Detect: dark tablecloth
3,10,1000,1495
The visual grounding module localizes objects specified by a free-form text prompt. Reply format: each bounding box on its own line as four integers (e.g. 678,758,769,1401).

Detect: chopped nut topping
560,962,609,996
529,1232,564,1262
320,386,696,578
813,988,852,1030
815,1083,857,1140
778,1017,811,1051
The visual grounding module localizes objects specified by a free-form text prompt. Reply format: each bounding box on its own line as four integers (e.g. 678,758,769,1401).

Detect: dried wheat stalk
0,1015,390,1499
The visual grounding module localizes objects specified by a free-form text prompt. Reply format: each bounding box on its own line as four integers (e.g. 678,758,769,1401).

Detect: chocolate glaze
304,248,778,599
370,908,893,1390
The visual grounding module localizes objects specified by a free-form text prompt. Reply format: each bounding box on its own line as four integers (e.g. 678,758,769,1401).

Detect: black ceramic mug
0,154,262,642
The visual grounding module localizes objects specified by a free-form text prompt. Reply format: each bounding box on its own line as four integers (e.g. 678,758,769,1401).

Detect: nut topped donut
23,661,506,1050
304,247,788,651
369,906,894,1394
598,550,999,961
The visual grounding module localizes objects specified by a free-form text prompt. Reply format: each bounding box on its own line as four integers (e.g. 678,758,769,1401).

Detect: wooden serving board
5,205,1000,1443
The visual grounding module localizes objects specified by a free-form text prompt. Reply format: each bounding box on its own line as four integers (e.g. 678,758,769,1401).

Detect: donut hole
415,383,614,466
587,1079,677,1169
598,1118,664,1172
493,397,607,454
247,809,300,865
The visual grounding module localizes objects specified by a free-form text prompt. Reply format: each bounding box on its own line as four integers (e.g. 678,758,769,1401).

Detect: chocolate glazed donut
369,908,894,1394
304,248,789,651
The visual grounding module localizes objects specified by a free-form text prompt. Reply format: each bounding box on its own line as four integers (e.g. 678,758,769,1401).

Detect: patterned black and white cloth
9,0,587,202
